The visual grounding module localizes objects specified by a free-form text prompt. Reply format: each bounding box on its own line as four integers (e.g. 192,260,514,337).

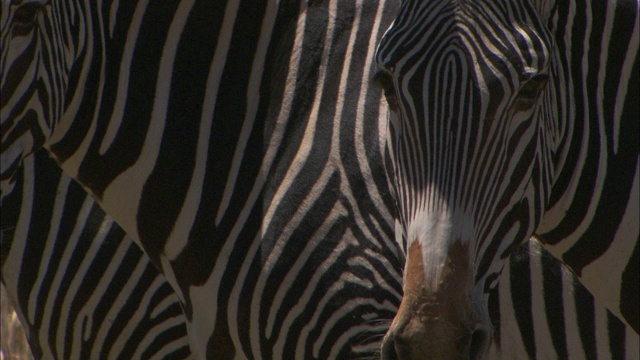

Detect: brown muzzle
381,241,490,360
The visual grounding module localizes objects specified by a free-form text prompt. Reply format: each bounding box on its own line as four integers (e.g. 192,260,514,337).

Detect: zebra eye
12,2,43,31
374,70,399,112
514,74,548,110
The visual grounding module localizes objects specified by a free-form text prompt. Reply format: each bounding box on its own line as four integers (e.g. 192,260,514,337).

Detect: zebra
1,150,191,359
1,0,404,357
2,0,638,359
373,0,639,358
3,4,636,357
3,150,638,360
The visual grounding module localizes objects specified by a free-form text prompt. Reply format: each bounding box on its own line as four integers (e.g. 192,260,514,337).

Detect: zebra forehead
377,0,551,73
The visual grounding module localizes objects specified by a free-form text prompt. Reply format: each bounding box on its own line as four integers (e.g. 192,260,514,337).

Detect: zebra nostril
468,327,489,360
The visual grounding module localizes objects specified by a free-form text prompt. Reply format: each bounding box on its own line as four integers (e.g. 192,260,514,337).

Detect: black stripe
509,242,536,359
574,277,596,360
541,246,568,359
607,310,626,360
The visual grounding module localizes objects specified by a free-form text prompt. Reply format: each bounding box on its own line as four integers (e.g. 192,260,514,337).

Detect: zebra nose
380,330,435,360
380,325,490,360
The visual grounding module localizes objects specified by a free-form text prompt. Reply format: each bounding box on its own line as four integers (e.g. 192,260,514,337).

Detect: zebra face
1,0,78,199
375,0,553,358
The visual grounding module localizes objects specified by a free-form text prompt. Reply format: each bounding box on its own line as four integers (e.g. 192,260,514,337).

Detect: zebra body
374,0,638,357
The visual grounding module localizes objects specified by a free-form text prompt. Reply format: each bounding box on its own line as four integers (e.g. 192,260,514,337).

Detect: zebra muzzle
381,241,490,360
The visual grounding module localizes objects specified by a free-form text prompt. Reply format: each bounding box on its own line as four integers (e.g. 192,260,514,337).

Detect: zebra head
1,0,82,199
375,0,555,358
